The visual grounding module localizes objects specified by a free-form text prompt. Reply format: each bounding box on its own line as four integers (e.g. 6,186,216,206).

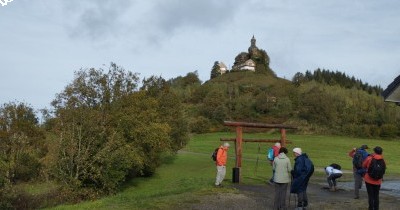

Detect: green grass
46,132,400,209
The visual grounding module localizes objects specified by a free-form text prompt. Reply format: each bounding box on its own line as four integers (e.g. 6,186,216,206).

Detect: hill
170,69,400,138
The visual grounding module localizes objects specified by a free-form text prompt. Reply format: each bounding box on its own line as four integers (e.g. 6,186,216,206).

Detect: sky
1,0,400,111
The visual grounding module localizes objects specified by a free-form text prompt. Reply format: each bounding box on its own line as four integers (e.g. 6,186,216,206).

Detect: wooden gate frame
221,121,297,183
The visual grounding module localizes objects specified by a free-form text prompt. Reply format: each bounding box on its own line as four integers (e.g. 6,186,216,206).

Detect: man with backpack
363,146,386,210
214,142,230,187
348,144,369,199
290,147,314,210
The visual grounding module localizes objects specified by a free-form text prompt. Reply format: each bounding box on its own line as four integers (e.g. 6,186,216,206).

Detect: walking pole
289,174,293,208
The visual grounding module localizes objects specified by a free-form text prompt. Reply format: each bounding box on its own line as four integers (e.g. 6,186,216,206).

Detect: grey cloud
62,0,244,47
152,0,241,35
62,0,132,40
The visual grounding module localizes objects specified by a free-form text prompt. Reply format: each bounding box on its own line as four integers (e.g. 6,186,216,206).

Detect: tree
0,102,45,184
50,63,189,195
50,63,143,193
292,72,305,87
141,75,190,153
210,61,221,79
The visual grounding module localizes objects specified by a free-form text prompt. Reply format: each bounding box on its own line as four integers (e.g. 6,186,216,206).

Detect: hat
293,147,302,155
360,145,369,150
275,142,281,147
223,142,230,147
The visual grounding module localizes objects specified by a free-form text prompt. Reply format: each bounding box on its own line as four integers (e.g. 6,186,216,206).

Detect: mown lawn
47,132,400,209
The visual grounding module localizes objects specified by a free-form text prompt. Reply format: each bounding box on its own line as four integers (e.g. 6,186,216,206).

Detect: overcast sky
1,0,400,110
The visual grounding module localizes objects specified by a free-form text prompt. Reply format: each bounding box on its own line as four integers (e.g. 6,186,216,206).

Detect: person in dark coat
290,148,314,210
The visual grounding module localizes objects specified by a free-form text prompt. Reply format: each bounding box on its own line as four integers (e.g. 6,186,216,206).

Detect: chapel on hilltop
211,36,272,79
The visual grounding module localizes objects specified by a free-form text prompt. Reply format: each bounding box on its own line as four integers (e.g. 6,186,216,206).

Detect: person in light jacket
325,164,343,192
269,142,282,184
272,147,292,210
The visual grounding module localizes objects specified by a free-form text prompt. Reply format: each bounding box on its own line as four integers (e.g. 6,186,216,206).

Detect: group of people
214,142,386,210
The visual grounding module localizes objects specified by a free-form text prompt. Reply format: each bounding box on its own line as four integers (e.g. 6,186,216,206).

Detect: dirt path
179,179,400,210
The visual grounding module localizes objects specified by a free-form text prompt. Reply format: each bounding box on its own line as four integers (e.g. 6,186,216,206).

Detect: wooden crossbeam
224,121,297,129
220,138,292,144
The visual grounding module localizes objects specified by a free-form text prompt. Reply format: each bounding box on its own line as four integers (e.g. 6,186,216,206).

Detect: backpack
368,158,386,180
330,163,341,170
352,149,364,169
267,148,274,161
305,157,315,177
211,148,219,161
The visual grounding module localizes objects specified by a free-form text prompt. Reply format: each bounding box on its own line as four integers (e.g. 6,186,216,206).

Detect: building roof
217,61,227,69
382,74,400,104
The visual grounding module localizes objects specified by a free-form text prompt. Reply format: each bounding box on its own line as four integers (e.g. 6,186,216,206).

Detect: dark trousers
327,173,342,188
297,190,308,208
353,171,363,197
366,182,380,210
274,183,288,210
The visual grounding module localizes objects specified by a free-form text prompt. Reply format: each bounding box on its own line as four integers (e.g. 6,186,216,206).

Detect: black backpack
368,158,386,180
352,149,363,169
330,163,341,170
211,148,219,161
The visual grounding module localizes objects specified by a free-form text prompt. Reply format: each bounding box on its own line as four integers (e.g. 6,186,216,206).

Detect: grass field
47,132,400,209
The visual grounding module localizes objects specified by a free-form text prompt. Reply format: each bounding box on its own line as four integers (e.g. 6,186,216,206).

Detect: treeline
292,69,382,95
0,63,189,208
170,69,400,139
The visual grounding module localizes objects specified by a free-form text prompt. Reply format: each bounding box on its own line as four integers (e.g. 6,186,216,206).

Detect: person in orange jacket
363,146,386,210
215,142,230,187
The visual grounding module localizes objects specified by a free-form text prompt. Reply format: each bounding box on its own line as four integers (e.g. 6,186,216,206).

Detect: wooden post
232,126,242,183
236,126,242,168
280,128,287,148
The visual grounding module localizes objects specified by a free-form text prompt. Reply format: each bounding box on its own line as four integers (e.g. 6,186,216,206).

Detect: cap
223,142,230,147
275,142,281,147
293,147,302,155
360,145,369,150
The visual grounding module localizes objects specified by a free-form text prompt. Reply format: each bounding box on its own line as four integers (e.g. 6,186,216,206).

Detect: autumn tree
0,102,45,185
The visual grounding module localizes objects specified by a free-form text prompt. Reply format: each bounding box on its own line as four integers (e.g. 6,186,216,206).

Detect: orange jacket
363,154,385,185
216,146,228,166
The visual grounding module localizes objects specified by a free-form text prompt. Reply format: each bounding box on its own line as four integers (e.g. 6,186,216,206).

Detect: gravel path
178,180,400,210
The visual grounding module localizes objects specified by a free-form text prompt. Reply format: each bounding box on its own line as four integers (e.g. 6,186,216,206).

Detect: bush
380,124,398,138
190,116,212,133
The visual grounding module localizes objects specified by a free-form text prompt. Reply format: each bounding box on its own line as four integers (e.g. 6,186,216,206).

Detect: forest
0,62,399,208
